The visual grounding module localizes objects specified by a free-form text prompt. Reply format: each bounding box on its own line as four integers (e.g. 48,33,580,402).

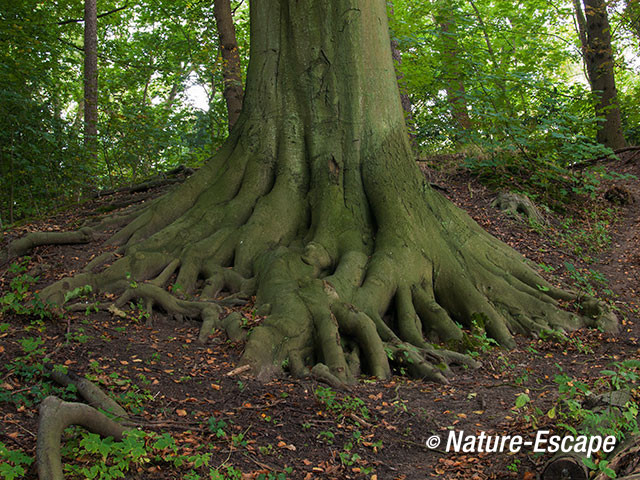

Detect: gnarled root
24,111,618,386
5,227,94,263
36,396,130,480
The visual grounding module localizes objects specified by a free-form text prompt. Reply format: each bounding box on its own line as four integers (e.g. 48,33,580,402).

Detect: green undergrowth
512,352,640,478
58,428,295,480
0,442,34,480
0,257,53,321
313,386,380,476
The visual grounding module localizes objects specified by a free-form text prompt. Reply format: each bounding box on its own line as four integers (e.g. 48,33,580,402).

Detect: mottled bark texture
582,0,626,149
84,0,98,161
214,0,244,132
36,0,617,384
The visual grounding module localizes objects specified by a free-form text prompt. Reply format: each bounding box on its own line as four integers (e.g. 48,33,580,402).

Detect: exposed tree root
37,396,130,480
46,365,129,421
37,366,133,480
5,227,94,263
31,166,618,386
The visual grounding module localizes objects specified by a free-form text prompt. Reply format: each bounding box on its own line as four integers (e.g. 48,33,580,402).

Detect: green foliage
0,259,52,320
0,442,34,480
564,262,611,297
0,0,252,225
389,0,639,209
553,362,640,443
460,314,499,356
514,393,531,409
64,285,93,303
314,386,370,421
59,428,264,479
0,337,77,409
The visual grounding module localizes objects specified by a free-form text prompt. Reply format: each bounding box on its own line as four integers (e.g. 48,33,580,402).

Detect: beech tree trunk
213,0,244,132
582,0,626,149
84,0,98,161
38,0,617,384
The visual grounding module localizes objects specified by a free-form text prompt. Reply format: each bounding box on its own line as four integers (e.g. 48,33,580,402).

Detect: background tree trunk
84,0,98,162
434,4,472,132
573,0,593,87
583,0,626,149
213,0,244,132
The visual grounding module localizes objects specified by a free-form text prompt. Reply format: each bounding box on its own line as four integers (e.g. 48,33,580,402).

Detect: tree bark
84,0,98,161
38,0,617,384
213,0,244,132
583,0,626,149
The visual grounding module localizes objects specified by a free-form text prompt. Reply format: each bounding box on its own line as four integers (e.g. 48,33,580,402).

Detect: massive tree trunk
83,0,98,162
582,0,626,149
37,0,617,384
213,0,244,132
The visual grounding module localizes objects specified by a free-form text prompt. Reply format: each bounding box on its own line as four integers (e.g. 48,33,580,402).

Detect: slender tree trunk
9,138,14,225
141,61,154,106
583,0,626,149
213,0,244,132
434,5,472,132
84,0,98,161
573,0,593,86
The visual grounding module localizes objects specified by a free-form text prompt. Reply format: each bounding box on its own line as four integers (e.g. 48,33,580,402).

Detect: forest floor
1,152,639,480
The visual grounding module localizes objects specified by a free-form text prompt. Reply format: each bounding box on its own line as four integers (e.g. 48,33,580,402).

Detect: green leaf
515,393,530,409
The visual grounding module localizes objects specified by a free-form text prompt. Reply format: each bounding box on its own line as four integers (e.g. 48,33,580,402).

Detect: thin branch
57,3,129,26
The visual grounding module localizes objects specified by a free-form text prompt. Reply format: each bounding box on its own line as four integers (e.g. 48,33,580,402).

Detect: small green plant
506,458,521,473
207,416,228,438
317,430,335,444
128,299,150,323
258,444,273,455
63,284,93,303
65,327,91,344
515,393,530,409
231,432,247,448
460,314,499,356
583,458,616,479
60,428,217,478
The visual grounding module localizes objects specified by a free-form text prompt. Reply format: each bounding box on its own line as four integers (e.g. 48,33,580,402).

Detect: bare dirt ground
1,154,639,480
